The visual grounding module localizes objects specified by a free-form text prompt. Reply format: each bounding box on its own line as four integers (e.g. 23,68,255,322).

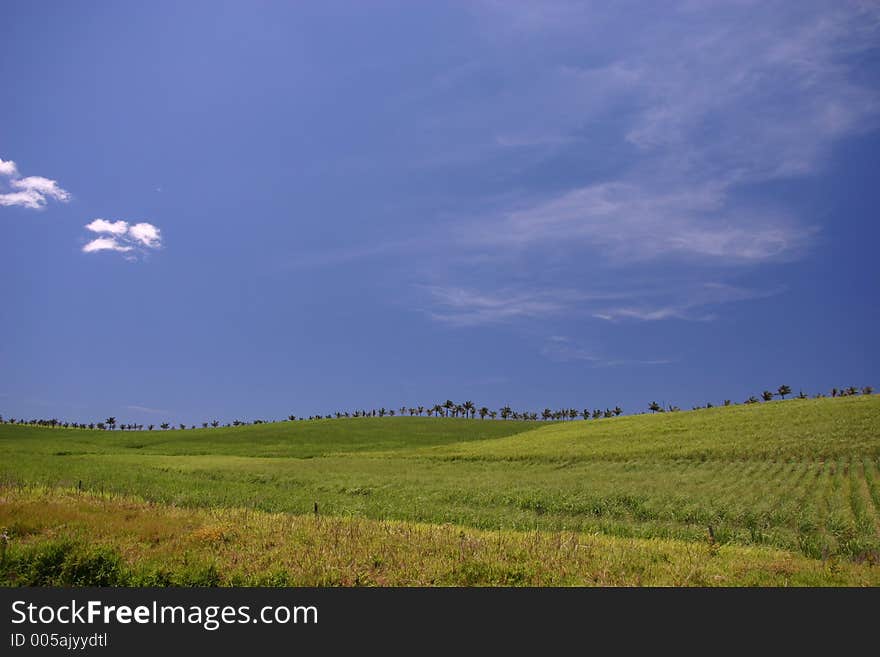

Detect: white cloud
0,158,18,177
81,219,162,258
0,190,46,209
0,157,70,209
82,237,133,253
128,222,161,247
86,219,129,235
11,176,70,201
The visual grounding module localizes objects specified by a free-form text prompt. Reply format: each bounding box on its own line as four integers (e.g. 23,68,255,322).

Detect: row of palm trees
0,400,624,431
288,400,623,423
1,385,873,431
648,384,874,413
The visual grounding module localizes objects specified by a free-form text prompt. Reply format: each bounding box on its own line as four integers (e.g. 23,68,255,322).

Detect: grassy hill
1,395,878,585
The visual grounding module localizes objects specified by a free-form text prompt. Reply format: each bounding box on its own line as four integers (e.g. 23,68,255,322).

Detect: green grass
1,395,879,585
2,487,877,586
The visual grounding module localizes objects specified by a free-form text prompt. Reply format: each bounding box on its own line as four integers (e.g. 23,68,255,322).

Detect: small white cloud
86,219,129,235
0,158,18,177
0,190,46,209
83,237,133,253
81,218,162,259
128,222,161,247
11,176,70,202
0,158,70,209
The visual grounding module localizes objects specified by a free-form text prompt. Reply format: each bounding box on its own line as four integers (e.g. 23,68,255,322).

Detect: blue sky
2,1,878,424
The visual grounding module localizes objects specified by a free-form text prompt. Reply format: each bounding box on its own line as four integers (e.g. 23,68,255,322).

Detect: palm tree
761,390,773,402
777,385,791,400
160,422,170,430
745,396,759,404
581,409,589,420
105,417,116,430
489,411,497,420
443,400,454,417
648,401,661,414
479,406,489,420
500,405,512,420
863,386,874,395
417,406,425,416
613,406,622,416
463,401,475,419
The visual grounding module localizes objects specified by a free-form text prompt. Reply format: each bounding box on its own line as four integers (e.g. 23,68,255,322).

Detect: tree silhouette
761,390,774,402
648,401,661,413
105,417,116,430
777,385,791,400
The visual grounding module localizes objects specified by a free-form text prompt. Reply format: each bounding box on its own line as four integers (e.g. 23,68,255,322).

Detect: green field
2,395,879,585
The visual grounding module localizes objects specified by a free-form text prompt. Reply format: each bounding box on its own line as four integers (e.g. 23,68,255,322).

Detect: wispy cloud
0,156,70,209
126,405,169,415
82,218,163,259
592,282,785,322
424,281,782,327
478,181,812,263
461,3,879,263
422,285,605,327
541,335,673,367
410,2,877,334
